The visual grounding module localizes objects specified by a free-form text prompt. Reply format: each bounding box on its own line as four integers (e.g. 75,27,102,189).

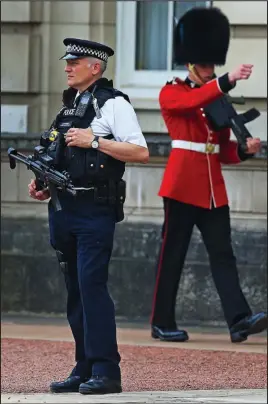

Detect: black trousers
151,198,252,329
48,194,121,380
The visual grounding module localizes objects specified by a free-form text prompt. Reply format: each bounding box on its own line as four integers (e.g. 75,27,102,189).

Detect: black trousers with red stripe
151,198,252,329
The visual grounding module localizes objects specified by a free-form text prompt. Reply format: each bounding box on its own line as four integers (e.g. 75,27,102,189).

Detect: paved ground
1,389,267,403
2,315,266,353
1,315,267,403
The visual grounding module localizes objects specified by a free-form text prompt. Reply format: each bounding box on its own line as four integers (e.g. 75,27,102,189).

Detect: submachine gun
8,145,77,211
204,92,261,153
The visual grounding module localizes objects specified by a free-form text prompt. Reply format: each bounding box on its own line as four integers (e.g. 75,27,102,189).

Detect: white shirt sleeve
90,97,148,148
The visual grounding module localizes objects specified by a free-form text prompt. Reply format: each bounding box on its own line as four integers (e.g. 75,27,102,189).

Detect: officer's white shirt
74,93,147,148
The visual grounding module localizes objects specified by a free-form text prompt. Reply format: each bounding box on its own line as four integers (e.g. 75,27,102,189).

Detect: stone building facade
1,1,267,323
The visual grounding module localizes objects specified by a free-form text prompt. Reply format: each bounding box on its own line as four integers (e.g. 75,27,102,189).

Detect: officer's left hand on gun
65,127,94,148
28,179,50,201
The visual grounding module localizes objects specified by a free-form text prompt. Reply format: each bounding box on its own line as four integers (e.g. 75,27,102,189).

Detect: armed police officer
28,38,149,395
150,8,267,344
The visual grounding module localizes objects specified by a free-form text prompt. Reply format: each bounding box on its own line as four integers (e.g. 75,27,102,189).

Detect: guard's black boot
79,376,122,395
151,325,189,342
230,312,268,343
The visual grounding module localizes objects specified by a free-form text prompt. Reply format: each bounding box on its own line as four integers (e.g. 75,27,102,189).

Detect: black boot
151,325,189,342
50,363,91,393
230,312,268,343
50,376,86,393
79,375,122,395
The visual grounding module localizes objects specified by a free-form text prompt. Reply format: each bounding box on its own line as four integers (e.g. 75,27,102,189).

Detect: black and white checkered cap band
66,44,108,62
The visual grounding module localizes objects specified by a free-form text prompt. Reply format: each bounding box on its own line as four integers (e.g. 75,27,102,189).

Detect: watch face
91,140,99,149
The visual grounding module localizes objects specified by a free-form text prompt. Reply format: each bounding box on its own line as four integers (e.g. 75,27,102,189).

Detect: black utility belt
61,180,126,206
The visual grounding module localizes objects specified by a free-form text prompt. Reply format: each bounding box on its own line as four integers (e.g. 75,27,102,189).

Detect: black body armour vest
40,78,128,187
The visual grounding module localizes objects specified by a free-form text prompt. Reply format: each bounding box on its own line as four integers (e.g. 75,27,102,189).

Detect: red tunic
158,78,241,209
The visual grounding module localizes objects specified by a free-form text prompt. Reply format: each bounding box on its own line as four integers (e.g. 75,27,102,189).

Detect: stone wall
1,1,117,132
1,1,267,138
1,215,267,324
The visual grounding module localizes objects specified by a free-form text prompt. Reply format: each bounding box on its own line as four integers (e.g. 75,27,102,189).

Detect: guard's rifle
204,93,260,152
8,146,77,211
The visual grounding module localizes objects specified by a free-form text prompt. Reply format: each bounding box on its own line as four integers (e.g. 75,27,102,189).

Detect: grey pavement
1,389,267,403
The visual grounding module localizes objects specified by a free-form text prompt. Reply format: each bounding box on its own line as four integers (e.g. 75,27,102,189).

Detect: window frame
115,1,211,101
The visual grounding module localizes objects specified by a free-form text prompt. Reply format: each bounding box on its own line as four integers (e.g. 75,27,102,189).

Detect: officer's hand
245,137,261,154
65,128,94,148
28,179,50,201
228,64,253,83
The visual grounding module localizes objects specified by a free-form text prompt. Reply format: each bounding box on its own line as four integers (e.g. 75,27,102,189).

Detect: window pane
135,2,168,70
172,1,209,70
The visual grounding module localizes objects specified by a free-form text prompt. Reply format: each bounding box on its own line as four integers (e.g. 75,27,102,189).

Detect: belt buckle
206,143,215,153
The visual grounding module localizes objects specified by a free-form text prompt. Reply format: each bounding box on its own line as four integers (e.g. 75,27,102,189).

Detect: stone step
1,389,267,403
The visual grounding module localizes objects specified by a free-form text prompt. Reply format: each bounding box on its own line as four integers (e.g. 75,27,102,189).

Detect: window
116,1,211,103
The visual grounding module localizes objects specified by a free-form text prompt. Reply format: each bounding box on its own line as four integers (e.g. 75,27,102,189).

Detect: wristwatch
91,135,99,149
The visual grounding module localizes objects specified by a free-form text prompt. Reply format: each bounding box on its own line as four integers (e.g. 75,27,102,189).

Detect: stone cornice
1,132,267,160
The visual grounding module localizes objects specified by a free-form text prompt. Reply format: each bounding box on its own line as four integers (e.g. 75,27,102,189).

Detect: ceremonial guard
28,38,148,394
150,7,267,343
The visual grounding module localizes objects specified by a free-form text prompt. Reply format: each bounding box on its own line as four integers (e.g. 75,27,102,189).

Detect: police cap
60,38,114,62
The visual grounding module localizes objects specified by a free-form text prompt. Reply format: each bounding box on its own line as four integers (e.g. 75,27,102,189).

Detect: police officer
28,38,149,395
150,8,267,343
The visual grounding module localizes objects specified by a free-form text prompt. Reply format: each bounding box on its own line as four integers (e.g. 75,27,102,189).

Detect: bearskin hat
173,7,230,66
